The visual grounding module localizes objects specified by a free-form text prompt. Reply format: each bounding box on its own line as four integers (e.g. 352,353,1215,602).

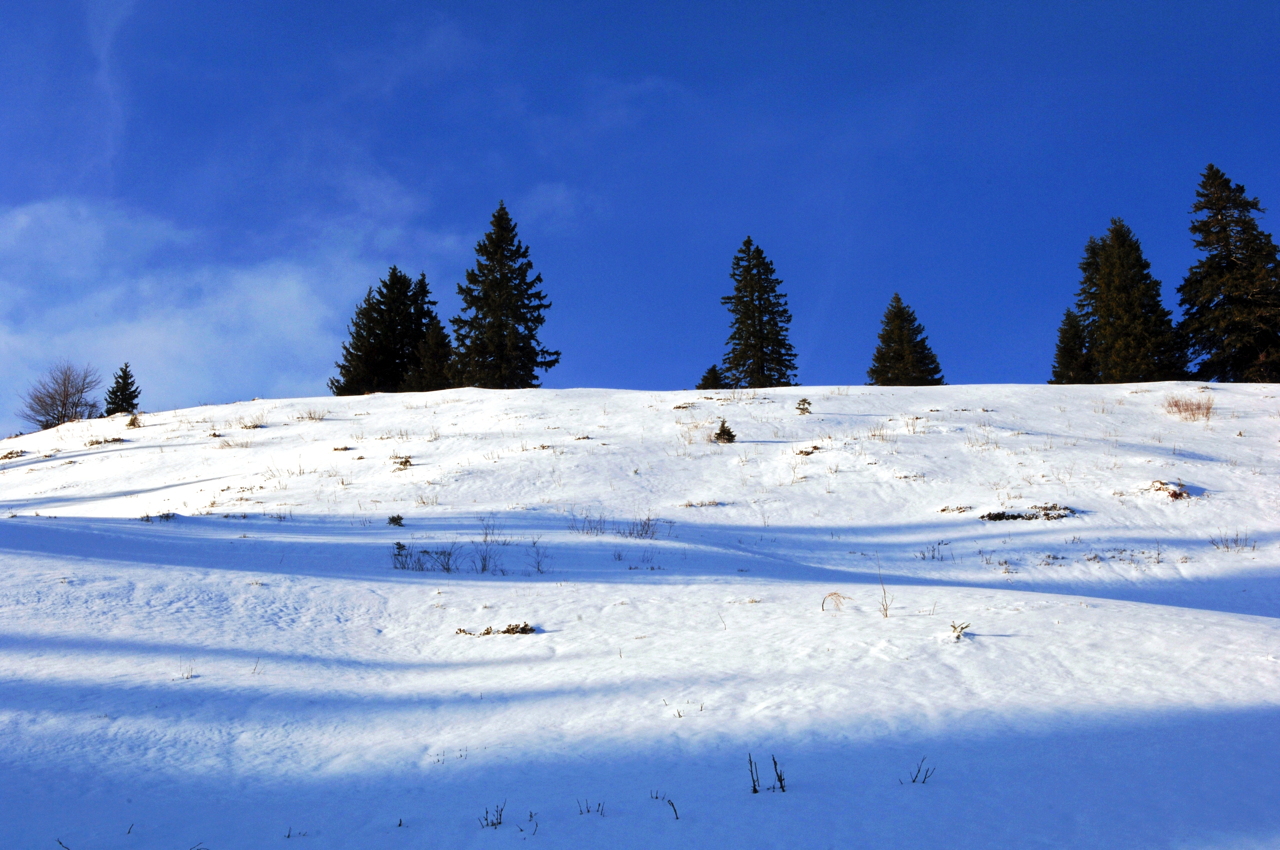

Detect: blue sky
2,1,1278,431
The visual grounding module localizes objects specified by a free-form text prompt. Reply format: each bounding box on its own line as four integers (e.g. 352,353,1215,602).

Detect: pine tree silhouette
720,238,797,388
330,267,449,395
102,362,141,416
451,202,560,389
1178,164,1280,382
1074,219,1185,383
866,294,944,386
1049,310,1096,384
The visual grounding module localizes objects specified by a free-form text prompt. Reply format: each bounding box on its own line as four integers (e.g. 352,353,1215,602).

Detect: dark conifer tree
866,294,944,386
720,237,797,388
102,362,141,416
404,311,454,392
330,267,449,395
451,202,560,389
1074,219,1186,382
1178,164,1280,382
695,364,729,390
1049,310,1095,384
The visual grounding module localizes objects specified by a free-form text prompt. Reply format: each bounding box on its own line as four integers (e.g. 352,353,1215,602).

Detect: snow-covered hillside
1,383,1279,848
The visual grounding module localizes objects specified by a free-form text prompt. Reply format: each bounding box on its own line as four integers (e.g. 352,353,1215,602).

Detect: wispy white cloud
518,182,606,236
0,198,453,434
81,0,138,180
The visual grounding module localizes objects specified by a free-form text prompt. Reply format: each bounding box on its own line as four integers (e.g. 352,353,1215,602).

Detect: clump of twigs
949,621,971,641
478,800,505,829
902,757,936,784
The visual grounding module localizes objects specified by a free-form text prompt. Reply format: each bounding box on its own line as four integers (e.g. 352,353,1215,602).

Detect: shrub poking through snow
387,514,404,527
712,419,736,443
1164,394,1214,421
1145,480,1191,500
1,449,26,461
980,504,1076,521
949,621,971,641
796,397,811,414
126,414,142,428
457,622,535,636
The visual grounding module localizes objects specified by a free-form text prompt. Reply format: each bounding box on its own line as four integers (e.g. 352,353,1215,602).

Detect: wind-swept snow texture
1,383,1279,848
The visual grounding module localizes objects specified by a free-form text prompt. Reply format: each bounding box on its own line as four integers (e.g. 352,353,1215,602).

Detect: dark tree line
330,202,559,395
1052,164,1280,384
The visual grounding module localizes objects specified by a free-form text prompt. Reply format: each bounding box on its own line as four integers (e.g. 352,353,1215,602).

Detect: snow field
1,382,1279,847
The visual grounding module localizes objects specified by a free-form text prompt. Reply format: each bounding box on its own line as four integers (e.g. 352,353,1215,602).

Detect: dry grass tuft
821,592,852,612
1164,394,1214,422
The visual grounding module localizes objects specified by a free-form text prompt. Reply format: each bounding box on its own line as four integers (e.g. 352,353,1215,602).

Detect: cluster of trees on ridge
1050,165,1280,385
9,165,1279,433
332,164,1278,397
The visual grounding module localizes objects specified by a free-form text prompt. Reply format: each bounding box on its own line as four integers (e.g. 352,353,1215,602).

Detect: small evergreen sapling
103,362,141,416
712,419,736,443
795,397,811,414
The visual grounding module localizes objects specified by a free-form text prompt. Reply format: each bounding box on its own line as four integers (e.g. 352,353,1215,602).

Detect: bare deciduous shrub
949,621,971,641
1210,529,1255,551
567,510,608,535
298,409,328,421
17,362,102,430
477,801,505,829
126,414,142,428
1164,394,1214,422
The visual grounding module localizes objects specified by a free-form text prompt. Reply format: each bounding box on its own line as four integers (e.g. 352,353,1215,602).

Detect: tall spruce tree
451,202,560,389
1049,310,1095,384
1178,164,1280,382
102,362,141,415
695,364,729,390
866,294,944,386
329,266,450,395
1074,219,1186,383
719,237,797,388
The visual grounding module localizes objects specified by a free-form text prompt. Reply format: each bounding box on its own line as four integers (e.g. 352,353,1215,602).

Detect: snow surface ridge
1,382,1279,848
